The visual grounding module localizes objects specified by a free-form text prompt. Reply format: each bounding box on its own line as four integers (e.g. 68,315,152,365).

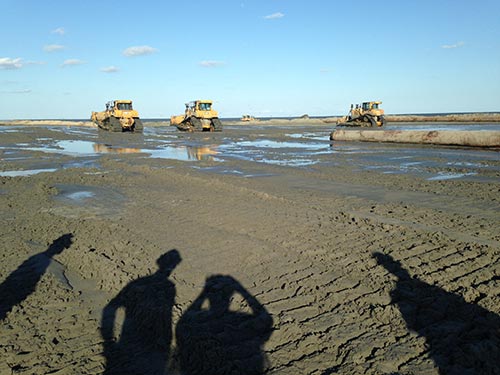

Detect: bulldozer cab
185,100,212,111
116,102,133,110
108,100,138,118
198,102,212,111
106,100,134,112
184,100,217,119
362,102,381,111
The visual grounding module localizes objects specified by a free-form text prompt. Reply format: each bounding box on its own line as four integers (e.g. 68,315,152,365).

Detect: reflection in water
93,144,142,154
150,145,219,161
187,146,218,161
65,141,219,160
8,137,220,162
65,141,219,161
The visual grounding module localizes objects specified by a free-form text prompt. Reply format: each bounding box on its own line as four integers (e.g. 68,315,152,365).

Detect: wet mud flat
0,124,499,374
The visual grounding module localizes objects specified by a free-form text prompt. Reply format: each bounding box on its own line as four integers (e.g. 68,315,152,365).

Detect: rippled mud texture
1,124,499,374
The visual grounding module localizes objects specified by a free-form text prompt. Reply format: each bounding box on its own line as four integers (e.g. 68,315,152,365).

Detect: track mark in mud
1,126,499,375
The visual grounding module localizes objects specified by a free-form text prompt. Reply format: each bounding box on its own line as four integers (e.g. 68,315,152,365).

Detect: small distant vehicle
170,100,222,132
91,100,143,132
337,101,386,127
241,114,258,122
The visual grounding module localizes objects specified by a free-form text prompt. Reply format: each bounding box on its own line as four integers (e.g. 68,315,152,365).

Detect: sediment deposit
1,124,499,374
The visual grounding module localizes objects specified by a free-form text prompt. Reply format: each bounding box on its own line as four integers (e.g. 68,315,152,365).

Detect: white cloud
0,57,24,69
122,45,158,57
199,60,225,68
264,12,284,19
43,44,65,52
441,41,465,49
0,89,32,94
61,59,85,67
101,66,119,73
0,58,45,69
51,27,66,35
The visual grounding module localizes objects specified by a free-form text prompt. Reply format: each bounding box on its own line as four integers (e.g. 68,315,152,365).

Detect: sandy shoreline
1,125,499,374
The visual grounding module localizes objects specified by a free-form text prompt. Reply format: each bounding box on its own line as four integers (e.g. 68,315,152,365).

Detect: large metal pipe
330,129,500,147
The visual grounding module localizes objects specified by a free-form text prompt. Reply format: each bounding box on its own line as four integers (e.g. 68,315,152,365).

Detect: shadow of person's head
156,249,182,275
203,275,238,312
373,252,410,280
46,233,73,257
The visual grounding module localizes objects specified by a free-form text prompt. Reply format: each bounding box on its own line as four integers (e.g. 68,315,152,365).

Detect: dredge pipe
330,129,500,148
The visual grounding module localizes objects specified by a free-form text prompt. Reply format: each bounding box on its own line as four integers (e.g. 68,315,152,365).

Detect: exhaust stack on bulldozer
337,101,386,127
91,100,143,133
170,100,223,132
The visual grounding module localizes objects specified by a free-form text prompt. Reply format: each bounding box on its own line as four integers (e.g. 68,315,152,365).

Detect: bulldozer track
211,118,223,131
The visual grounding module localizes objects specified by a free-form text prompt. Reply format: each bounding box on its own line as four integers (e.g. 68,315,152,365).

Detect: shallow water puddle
55,140,145,155
218,150,319,166
286,132,331,141
232,139,329,150
195,166,276,178
24,140,100,156
64,191,95,202
92,144,143,154
17,139,141,156
59,140,97,154
52,184,125,218
427,172,478,181
257,158,318,166
54,186,102,206
26,140,219,162
149,145,219,161
217,138,330,166
0,168,58,177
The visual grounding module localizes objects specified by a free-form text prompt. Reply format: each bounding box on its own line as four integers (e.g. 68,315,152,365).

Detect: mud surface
1,124,499,374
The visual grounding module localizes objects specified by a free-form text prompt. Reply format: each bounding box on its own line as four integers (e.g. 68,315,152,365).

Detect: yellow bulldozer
91,100,143,132
170,100,223,132
337,101,386,127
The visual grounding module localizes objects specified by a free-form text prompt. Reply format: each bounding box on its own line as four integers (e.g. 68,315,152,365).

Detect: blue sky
1,0,499,119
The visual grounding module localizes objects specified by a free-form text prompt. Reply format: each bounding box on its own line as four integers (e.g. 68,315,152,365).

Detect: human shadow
101,249,181,375
0,233,73,321
373,252,500,374
175,274,273,375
